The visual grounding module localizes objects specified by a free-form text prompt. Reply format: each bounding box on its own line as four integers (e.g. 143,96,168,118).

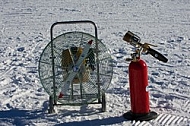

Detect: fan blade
59,40,93,97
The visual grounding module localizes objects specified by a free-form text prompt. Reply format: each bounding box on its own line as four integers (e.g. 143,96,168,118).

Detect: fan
38,21,113,112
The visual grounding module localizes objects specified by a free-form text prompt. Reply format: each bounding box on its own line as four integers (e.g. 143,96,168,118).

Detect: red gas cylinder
123,58,158,121
129,59,149,114
122,31,166,121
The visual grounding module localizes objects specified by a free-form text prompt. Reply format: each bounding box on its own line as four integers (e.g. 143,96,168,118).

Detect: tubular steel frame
48,20,105,113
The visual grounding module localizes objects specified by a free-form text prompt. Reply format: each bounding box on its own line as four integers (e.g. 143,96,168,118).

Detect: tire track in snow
0,62,15,80
152,113,190,125
132,121,151,126
181,100,190,114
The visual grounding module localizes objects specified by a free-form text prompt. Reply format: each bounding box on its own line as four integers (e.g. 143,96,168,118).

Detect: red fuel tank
129,59,149,114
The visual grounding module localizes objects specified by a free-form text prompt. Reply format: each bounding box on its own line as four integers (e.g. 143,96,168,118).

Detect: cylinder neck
131,50,140,62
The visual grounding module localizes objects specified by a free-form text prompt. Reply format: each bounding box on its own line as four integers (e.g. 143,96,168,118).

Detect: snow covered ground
0,0,190,125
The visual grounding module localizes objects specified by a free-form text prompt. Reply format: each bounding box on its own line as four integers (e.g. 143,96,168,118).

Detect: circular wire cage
39,31,113,105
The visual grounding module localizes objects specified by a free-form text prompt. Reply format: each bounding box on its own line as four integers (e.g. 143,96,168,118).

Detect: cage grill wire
39,31,113,105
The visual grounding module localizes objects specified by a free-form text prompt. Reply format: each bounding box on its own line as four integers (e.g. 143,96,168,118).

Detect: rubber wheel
48,96,55,113
101,93,106,112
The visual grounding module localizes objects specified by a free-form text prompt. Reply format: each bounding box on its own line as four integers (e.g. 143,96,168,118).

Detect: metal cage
38,21,113,113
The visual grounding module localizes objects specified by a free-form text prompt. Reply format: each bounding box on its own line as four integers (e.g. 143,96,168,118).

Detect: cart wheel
48,96,55,113
102,93,106,112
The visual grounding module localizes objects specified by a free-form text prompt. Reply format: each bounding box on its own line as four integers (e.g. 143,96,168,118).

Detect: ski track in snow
1,0,190,125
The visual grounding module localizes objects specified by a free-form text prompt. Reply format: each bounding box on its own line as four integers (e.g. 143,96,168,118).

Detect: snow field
1,0,190,125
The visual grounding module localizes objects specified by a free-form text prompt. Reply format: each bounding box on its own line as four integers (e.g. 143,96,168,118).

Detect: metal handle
50,20,98,41
147,48,168,63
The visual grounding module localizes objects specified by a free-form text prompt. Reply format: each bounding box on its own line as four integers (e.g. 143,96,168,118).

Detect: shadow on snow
0,109,47,125
0,101,126,125
55,116,125,126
